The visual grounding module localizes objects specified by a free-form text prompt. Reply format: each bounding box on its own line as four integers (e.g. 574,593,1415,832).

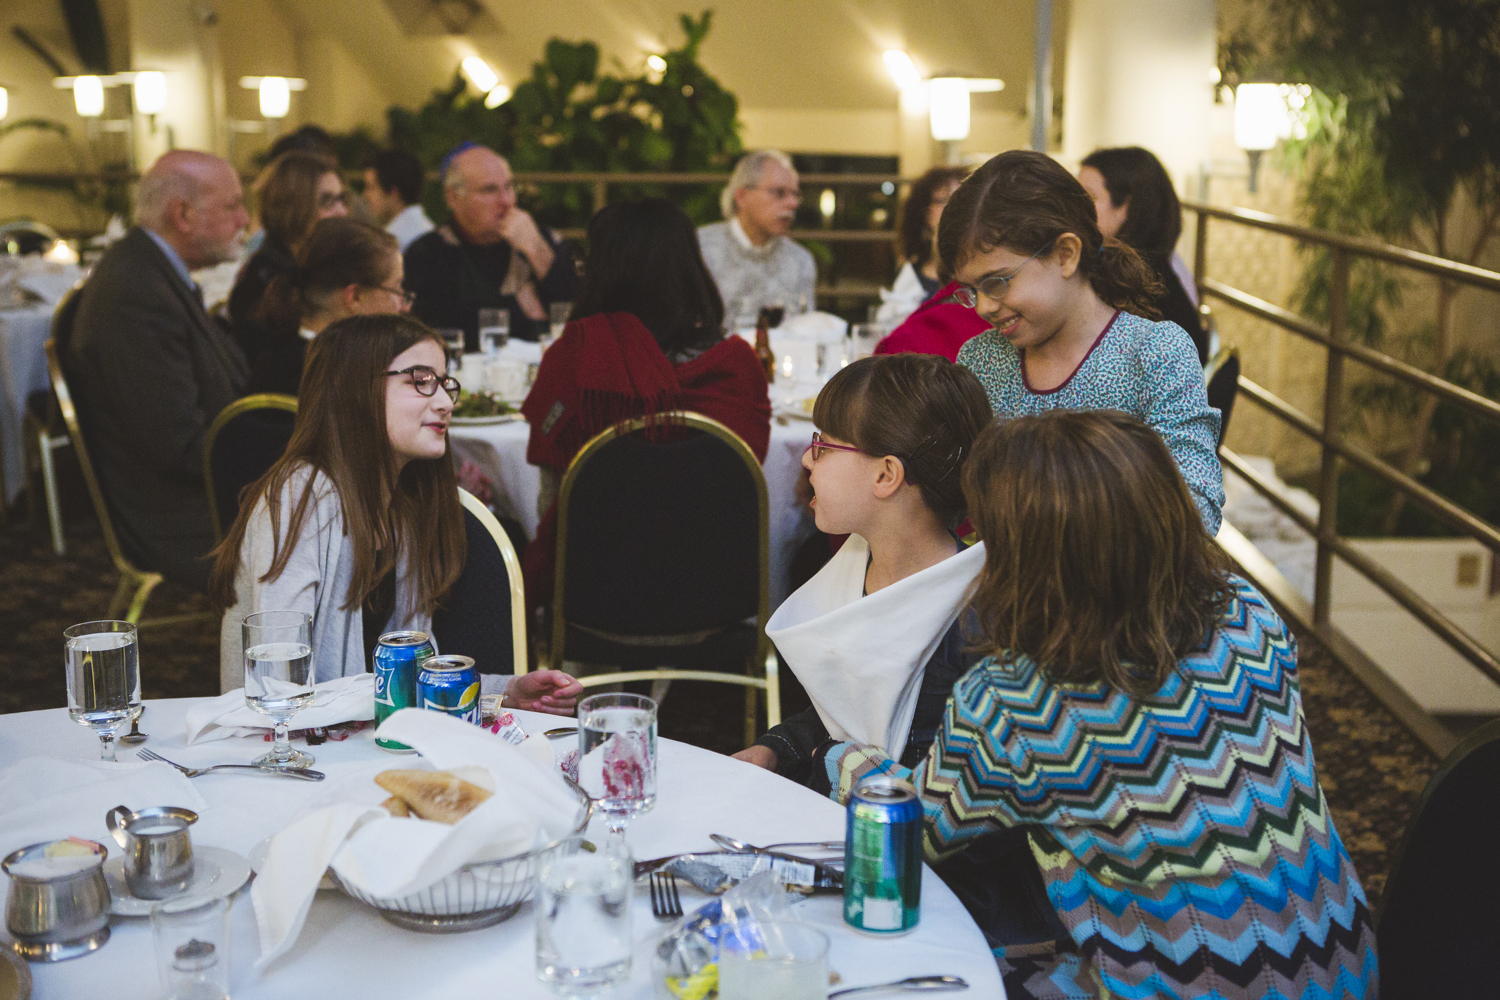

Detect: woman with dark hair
210,314,582,714
1079,146,1207,362
942,149,1224,534
873,166,991,360
813,410,1377,999
520,197,772,609
228,151,350,365
248,217,410,395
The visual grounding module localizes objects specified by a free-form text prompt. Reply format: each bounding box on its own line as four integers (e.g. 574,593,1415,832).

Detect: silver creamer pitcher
106,805,197,900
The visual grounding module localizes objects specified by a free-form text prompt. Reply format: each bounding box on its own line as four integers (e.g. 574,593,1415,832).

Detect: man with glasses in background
698,150,817,327
403,142,575,348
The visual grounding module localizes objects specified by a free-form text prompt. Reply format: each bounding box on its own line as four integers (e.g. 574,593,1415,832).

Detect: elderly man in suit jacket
68,150,251,592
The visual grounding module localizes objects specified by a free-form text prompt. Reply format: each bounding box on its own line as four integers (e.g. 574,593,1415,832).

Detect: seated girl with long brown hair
812,410,1376,1000
210,314,582,715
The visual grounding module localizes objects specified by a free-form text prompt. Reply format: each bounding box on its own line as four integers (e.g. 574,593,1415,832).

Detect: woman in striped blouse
815,410,1376,1000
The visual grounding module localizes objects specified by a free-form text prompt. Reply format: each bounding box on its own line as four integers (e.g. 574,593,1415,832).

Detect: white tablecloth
0,699,1004,999
0,304,55,504
450,411,821,610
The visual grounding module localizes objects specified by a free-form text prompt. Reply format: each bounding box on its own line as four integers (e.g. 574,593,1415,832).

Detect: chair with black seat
21,285,82,554
549,412,780,748
1204,346,1240,448
1376,719,1500,998
45,338,206,626
432,487,528,679
203,394,298,542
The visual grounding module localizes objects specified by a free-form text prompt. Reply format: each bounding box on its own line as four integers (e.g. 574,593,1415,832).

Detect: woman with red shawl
521,198,771,611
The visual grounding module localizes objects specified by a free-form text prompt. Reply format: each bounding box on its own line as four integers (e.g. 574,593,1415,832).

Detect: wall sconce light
239,76,306,119
132,71,167,116
883,50,922,91
484,84,511,109
646,54,667,74
460,57,511,109
73,75,105,117
928,78,971,141
1233,82,1285,193
0,88,8,121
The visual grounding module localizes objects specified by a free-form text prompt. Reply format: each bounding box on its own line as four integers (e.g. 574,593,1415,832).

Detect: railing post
1193,209,1209,298
592,179,608,215
1313,249,1350,626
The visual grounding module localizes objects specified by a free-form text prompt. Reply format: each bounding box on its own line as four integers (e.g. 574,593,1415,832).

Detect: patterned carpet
0,504,1437,909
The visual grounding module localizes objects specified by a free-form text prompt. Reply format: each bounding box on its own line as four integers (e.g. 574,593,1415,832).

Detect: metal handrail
1187,201,1500,753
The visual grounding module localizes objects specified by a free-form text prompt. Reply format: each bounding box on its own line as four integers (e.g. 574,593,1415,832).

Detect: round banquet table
0,700,1004,999
0,304,55,505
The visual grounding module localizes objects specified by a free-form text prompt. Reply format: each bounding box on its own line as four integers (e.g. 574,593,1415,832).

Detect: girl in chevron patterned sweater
814,410,1376,1000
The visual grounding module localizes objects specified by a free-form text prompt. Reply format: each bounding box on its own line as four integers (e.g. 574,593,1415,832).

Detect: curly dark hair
898,166,969,275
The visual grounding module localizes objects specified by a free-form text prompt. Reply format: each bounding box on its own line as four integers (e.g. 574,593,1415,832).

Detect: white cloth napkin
766,535,984,756
184,674,374,745
0,756,207,862
251,708,579,970
778,310,849,344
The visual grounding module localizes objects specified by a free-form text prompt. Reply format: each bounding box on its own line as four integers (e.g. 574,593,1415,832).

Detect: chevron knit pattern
824,577,1377,999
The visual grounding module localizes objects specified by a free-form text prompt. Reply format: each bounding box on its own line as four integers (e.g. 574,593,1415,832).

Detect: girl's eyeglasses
370,285,416,307
385,365,460,402
803,431,863,462
954,242,1052,308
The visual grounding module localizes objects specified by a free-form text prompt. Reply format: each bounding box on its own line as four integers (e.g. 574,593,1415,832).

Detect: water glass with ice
717,921,829,1000
478,308,509,355
577,692,657,838
242,610,315,769
438,327,466,374
536,837,632,998
64,620,141,762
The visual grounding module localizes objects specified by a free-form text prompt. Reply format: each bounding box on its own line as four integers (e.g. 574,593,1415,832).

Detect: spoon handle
829,976,969,998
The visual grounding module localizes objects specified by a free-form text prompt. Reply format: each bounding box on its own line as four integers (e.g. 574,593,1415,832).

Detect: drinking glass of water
718,922,829,1000
577,693,657,838
478,308,509,355
242,610,315,769
536,837,631,997
64,620,141,762
437,328,466,375
549,301,572,343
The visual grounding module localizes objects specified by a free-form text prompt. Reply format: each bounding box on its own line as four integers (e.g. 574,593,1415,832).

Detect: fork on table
650,870,683,920
136,747,326,781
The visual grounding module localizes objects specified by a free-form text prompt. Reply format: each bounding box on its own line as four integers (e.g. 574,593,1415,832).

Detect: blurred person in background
697,150,817,325
403,142,576,347
228,151,349,365
875,166,969,326
68,150,251,592
1079,146,1207,362
248,217,410,395
363,148,434,252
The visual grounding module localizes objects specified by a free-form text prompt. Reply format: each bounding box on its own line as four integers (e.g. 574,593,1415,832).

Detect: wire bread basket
329,779,593,933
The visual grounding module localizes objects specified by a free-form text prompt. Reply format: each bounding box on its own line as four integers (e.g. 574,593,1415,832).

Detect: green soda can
843,775,922,935
373,630,435,753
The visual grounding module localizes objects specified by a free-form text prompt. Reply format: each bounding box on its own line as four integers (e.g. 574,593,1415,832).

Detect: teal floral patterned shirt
957,310,1225,534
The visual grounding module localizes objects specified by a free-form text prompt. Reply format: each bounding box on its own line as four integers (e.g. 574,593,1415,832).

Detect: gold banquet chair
431,487,529,677
203,394,299,542
547,412,781,748
44,339,208,627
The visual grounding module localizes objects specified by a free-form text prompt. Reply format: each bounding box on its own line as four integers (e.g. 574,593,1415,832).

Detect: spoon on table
830,975,969,998
120,708,148,745
710,833,845,855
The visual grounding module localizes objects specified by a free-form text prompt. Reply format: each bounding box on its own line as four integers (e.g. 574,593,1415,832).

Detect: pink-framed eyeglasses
803,431,864,462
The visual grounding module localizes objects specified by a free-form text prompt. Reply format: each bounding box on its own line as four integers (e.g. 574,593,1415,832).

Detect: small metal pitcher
106,805,197,900
2,838,112,961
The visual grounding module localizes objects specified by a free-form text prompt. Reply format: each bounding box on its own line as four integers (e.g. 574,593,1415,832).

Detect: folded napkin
185,673,374,744
767,534,984,756
252,708,579,970
778,310,849,344
0,756,207,862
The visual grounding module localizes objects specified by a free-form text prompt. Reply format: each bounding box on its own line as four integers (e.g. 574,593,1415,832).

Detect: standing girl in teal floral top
941,150,1224,533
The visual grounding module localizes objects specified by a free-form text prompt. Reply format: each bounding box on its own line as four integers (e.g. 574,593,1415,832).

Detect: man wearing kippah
697,150,817,326
403,142,576,346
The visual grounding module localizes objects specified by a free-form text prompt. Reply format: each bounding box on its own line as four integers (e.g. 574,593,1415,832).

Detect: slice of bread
380,795,410,818
375,770,493,824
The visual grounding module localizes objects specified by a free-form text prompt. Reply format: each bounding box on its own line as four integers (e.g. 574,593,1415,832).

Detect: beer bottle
754,307,776,384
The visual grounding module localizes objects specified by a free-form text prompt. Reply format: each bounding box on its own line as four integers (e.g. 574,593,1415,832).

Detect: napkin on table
184,673,374,744
251,708,579,970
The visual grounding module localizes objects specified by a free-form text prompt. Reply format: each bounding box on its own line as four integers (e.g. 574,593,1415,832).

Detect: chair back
44,335,136,576
551,412,769,663
432,488,528,677
204,395,298,541
1204,346,1240,448
1377,719,1500,998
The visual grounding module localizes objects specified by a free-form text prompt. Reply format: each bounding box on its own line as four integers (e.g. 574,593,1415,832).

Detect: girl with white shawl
734,354,993,780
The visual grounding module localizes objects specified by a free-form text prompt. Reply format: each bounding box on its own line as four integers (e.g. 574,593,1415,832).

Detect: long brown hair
209,315,465,615
258,217,399,334
814,354,992,529
962,409,1232,695
254,150,338,252
936,150,1164,320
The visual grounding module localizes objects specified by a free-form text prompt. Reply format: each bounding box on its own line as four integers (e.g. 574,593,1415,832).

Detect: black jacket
67,228,249,590
227,237,296,367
